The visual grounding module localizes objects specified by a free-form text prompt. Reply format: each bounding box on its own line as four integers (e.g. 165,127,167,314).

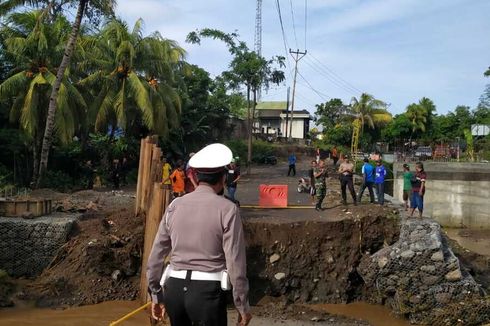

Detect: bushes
225,139,275,164
38,170,74,192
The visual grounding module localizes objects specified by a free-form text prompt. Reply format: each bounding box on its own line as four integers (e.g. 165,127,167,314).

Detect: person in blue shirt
287,152,297,176
374,160,387,205
357,158,375,204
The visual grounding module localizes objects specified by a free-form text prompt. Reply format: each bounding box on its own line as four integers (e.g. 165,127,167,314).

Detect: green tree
485,66,490,77
186,28,285,173
36,0,115,186
381,113,412,143
350,93,391,133
406,103,427,136
0,11,86,180
314,98,346,131
79,19,185,138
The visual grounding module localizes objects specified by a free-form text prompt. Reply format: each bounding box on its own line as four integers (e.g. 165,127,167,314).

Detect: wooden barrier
135,136,172,308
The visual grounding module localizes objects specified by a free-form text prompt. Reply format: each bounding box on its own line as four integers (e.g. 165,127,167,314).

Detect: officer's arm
223,205,250,315
146,214,172,303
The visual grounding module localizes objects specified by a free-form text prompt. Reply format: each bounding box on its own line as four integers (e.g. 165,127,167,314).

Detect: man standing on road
357,158,375,204
338,156,357,205
374,160,387,205
410,162,426,218
309,160,317,204
226,158,241,201
147,143,251,326
314,160,327,211
287,152,297,176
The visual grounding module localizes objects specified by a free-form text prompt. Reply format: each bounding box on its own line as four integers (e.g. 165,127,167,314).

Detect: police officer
147,143,252,326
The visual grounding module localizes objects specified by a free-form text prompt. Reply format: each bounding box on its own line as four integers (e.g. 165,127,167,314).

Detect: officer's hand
237,310,252,326
151,302,166,321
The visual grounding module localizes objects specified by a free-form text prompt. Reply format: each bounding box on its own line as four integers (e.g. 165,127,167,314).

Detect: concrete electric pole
288,48,307,141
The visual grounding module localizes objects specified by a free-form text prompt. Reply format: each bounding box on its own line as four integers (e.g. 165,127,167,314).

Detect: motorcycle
297,177,312,193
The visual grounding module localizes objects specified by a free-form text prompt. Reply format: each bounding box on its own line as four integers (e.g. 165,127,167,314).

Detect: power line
304,0,308,50
297,71,330,101
289,0,299,48
304,56,359,94
308,53,363,94
274,0,293,79
303,56,359,96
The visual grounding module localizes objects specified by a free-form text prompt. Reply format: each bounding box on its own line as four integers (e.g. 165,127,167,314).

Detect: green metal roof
255,101,288,110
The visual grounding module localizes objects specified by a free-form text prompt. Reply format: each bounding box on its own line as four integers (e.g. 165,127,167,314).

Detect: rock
445,269,462,282
409,295,422,304
111,270,122,281
422,275,439,286
420,265,436,273
431,251,444,262
86,201,98,211
435,292,452,304
269,254,280,264
400,250,415,259
378,256,389,268
274,272,286,280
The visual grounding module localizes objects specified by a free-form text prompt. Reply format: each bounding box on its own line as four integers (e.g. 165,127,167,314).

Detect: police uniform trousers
163,271,227,326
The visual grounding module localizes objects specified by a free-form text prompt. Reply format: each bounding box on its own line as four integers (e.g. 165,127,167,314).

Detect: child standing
402,164,413,211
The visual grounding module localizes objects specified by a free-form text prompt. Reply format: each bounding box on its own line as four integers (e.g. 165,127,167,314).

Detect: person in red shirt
410,162,427,218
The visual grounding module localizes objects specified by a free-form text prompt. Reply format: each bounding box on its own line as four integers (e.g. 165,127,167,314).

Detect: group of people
162,154,241,202
306,154,427,217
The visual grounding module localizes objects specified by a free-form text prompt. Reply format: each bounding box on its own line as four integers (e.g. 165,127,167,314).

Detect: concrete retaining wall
0,214,77,277
394,162,490,228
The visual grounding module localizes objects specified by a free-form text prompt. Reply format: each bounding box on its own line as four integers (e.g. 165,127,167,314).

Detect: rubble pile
358,218,490,325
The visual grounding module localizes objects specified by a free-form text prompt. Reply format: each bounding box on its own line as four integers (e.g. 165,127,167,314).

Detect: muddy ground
3,159,490,325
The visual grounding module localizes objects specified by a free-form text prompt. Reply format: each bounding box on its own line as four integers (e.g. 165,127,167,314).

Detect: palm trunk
36,0,88,187
246,86,252,175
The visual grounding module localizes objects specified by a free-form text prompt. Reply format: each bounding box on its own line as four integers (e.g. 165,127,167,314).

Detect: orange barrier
258,184,288,208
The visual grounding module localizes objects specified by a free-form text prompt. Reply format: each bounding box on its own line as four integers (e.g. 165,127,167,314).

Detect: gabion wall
0,215,76,277
358,218,490,325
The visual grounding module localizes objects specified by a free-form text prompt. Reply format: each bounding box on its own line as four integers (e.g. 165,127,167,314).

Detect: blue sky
117,0,490,116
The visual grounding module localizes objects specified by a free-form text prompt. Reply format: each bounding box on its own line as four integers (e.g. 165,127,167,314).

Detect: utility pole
254,0,263,100
284,86,290,139
288,48,307,141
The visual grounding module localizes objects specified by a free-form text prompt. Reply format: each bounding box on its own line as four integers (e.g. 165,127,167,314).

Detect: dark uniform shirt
146,185,250,314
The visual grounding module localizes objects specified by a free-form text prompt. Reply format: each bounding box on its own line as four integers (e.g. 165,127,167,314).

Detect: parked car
415,146,432,160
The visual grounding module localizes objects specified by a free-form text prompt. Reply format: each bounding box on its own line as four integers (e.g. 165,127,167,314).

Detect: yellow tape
109,302,151,326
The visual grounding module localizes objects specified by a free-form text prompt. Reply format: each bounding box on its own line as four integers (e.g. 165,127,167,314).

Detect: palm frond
20,73,46,137
113,78,127,127
126,71,153,129
0,70,28,100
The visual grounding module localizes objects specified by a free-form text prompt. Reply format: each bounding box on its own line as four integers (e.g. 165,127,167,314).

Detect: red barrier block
259,184,288,208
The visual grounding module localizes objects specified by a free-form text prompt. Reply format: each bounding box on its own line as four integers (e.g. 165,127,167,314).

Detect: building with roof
254,101,312,140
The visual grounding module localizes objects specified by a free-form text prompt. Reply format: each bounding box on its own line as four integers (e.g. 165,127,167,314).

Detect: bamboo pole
135,138,146,215
140,183,164,304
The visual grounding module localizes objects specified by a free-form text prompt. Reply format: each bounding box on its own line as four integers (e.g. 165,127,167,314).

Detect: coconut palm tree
349,93,391,156
350,93,392,133
406,103,427,133
78,18,185,137
0,11,86,180
35,0,115,186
